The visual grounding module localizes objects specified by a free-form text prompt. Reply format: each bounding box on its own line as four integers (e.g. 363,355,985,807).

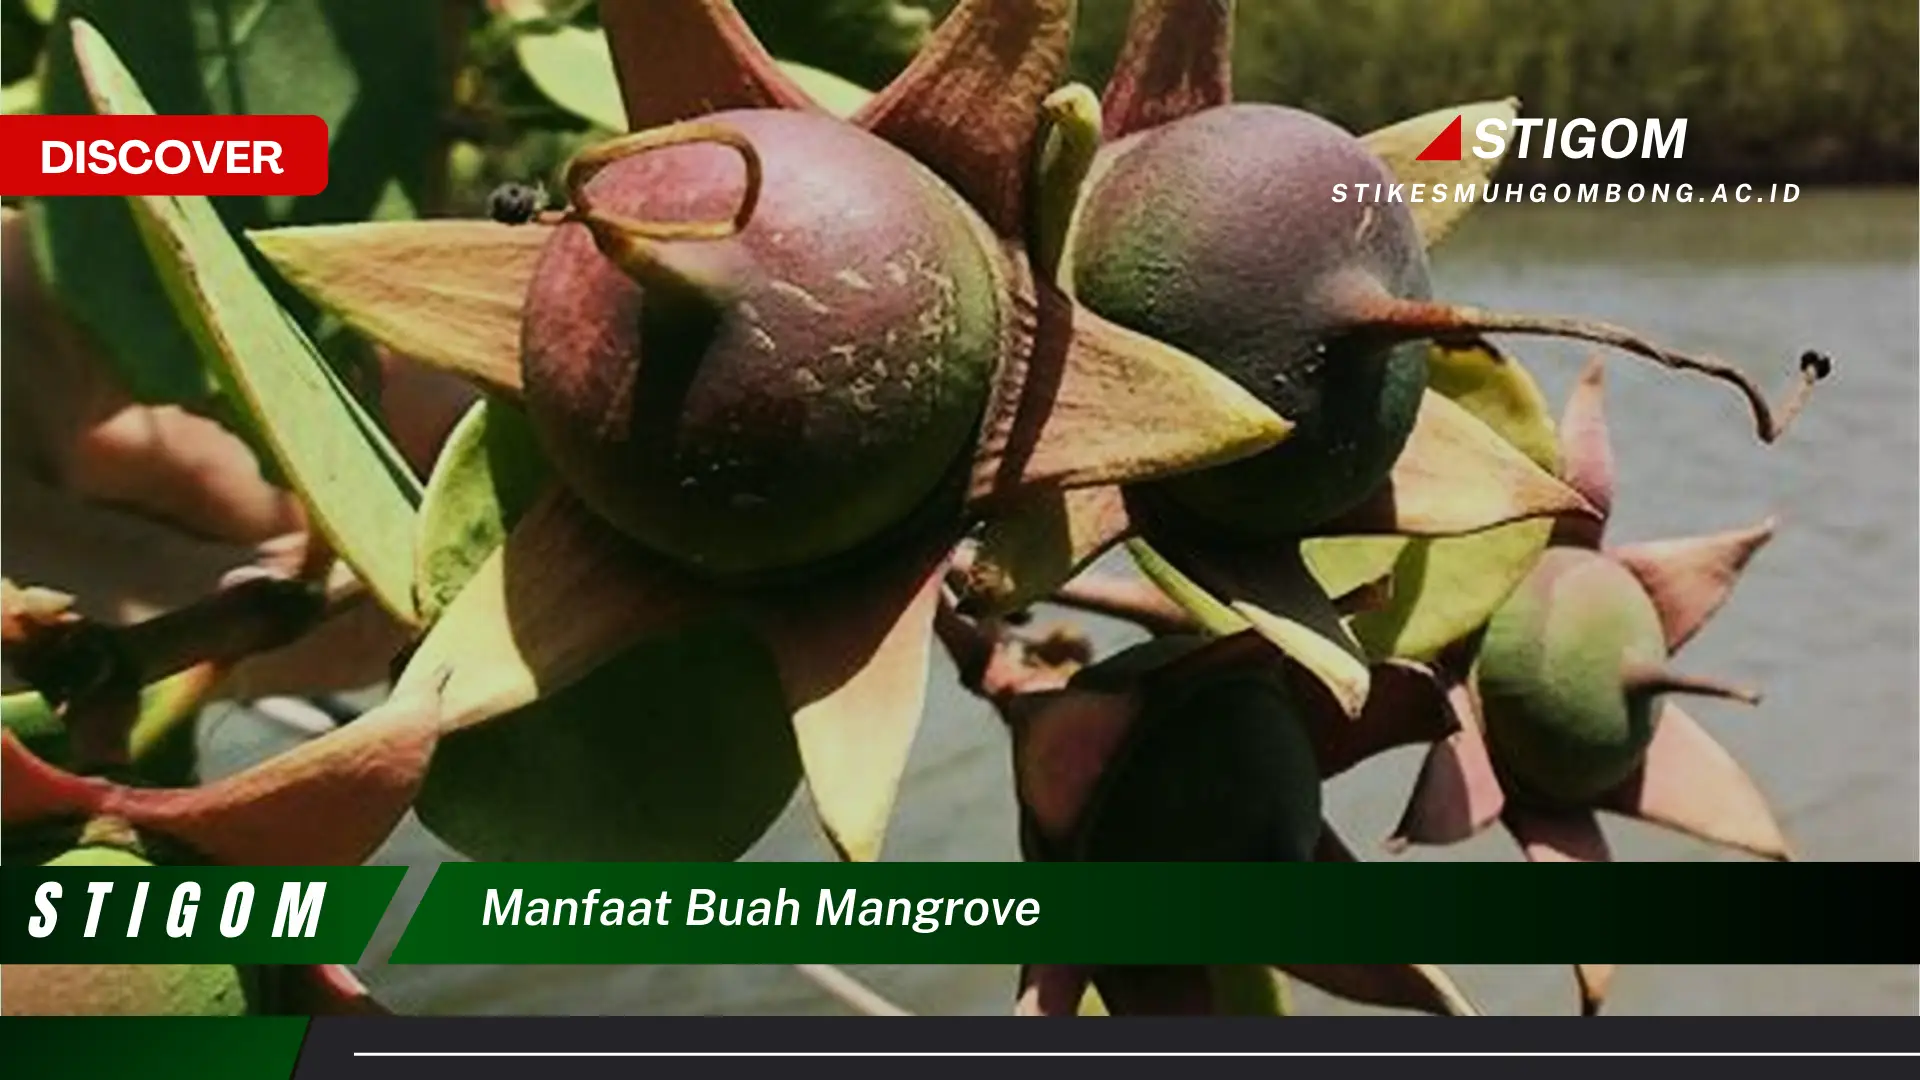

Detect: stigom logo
1335,112,1800,205
1414,114,1687,162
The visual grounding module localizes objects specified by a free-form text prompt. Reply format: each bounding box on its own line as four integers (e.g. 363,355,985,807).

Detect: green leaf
509,20,873,129
2,76,42,114
414,397,552,625
414,615,802,863
1302,342,1559,660
72,19,422,624
34,0,445,404
509,22,621,130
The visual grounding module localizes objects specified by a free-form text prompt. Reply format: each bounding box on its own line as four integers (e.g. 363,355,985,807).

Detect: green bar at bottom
0,1017,308,1080
388,861,1919,965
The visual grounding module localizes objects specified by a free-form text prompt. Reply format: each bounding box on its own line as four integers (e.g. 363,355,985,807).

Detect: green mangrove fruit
1475,547,1758,805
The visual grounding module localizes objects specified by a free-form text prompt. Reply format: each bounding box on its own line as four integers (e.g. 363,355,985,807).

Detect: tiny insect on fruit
487,182,548,226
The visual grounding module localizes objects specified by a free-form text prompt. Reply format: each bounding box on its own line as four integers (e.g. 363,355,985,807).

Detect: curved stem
1347,294,1830,444
565,120,764,242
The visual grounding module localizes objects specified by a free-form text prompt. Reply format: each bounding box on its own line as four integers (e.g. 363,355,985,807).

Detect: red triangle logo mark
1415,115,1463,161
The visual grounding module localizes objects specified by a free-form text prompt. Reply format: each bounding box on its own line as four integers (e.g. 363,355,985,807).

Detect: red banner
0,114,329,196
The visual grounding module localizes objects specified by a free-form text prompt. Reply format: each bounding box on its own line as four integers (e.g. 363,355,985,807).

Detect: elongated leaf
416,615,799,862
72,22,422,624
414,397,551,624
1363,98,1519,248
1304,343,1560,660
511,22,623,129
36,0,444,404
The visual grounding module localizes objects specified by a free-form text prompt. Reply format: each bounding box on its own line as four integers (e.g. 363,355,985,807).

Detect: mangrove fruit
1474,547,1672,804
521,110,1005,580
1070,103,1434,538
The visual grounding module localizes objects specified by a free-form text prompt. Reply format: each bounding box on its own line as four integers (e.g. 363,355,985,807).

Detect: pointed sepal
1308,340,1560,659
1611,518,1775,652
749,544,948,862
1387,679,1505,849
1599,703,1791,860
1555,356,1615,545
856,0,1074,236
248,221,538,400
601,0,815,128
1168,543,1370,716
1318,389,1596,537
1101,0,1235,140
392,489,712,732
1294,658,1460,779
970,282,1292,506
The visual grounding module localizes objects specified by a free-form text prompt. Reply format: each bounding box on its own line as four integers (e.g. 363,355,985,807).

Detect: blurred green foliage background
1065,0,1918,184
